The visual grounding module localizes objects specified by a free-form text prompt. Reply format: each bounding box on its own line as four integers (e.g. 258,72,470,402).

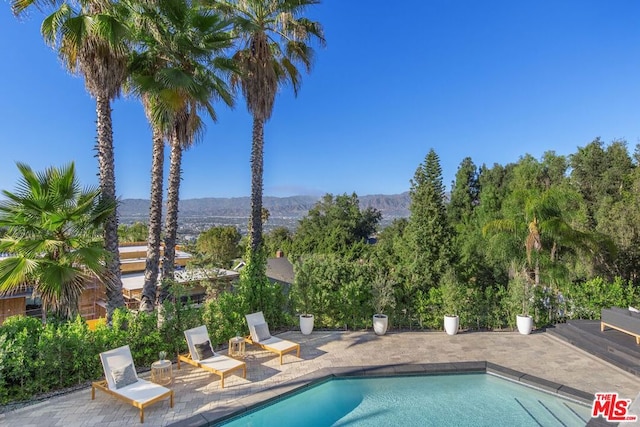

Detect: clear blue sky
2,1,640,200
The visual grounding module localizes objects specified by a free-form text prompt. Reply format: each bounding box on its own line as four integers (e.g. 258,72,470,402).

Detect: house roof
266,257,294,285
121,268,239,291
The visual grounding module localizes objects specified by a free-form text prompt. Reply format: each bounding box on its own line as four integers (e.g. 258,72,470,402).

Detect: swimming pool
216,373,592,426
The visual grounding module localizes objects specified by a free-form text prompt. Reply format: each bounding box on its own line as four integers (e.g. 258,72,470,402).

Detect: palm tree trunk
249,116,264,255
96,94,125,321
140,126,165,312
161,133,182,302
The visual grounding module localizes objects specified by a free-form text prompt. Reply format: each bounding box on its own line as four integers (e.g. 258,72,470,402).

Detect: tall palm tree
127,0,234,308
0,163,115,320
212,0,325,274
139,94,167,312
163,79,234,294
12,0,128,320
126,3,172,313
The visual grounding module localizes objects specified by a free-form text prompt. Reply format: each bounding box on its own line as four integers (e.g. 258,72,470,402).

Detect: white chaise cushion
115,378,171,404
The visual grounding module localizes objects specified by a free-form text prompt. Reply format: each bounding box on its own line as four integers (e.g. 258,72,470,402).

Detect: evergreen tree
475,163,513,219
405,149,453,293
447,157,479,226
447,157,480,282
570,138,605,224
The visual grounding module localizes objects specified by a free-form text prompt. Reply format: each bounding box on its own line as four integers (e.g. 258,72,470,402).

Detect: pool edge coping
169,361,597,427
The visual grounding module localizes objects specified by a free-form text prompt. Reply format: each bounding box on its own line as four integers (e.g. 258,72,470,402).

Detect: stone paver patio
1,330,639,426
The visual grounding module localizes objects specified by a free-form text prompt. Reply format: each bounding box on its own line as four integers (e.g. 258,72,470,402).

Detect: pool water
217,374,592,427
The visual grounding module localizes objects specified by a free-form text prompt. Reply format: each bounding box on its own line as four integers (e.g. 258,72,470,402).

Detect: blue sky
1,0,640,200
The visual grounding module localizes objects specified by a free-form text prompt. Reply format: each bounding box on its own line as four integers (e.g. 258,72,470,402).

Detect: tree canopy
292,193,381,260
194,226,242,269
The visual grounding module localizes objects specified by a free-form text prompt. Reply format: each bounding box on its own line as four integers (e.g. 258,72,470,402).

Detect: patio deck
1,330,639,426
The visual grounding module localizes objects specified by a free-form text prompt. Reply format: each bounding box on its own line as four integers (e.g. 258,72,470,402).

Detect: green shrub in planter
440,268,465,317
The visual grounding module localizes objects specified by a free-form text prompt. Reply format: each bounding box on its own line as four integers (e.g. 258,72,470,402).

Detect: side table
228,336,246,358
151,359,173,386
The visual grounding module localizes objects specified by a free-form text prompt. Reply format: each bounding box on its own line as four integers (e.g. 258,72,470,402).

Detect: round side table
151,359,173,386
228,336,246,358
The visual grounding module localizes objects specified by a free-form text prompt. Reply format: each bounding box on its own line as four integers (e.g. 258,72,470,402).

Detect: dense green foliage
193,226,242,268
264,226,294,258
292,193,381,260
290,254,377,329
286,141,640,331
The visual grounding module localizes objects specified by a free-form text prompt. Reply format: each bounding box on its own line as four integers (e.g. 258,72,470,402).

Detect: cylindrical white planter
516,315,533,335
373,314,388,336
300,314,314,335
444,315,459,336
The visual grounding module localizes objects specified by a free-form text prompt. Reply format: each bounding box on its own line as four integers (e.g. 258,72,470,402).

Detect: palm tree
12,0,128,320
212,0,325,275
163,78,234,294
483,187,594,285
126,3,173,313
0,163,115,320
139,94,167,313
127,0,235,308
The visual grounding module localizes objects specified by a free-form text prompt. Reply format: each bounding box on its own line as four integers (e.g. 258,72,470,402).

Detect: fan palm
0,163,115,320
126,3,172,312
211,0,325,271
11,0,128,319
127,0,234,309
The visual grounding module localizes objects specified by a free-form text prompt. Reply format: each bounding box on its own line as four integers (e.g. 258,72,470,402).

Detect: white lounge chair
245,311,300,365
91,345,174,423
177,325,247,388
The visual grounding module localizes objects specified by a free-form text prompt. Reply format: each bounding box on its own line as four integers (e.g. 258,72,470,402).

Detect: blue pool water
217,374,592,427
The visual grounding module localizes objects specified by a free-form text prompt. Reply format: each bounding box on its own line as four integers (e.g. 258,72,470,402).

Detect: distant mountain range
118,193,411,221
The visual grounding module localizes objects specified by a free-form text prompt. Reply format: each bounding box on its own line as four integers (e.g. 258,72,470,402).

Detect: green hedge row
1,276,636,405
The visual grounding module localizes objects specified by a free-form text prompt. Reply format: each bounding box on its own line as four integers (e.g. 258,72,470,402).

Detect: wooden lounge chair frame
92,345,174,423
245,311,301,365
601,307,640,345
177,325,247,388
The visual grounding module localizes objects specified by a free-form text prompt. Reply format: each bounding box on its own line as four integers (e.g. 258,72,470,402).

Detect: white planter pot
300,314,314,335
516,315,533,335
444,315,459,336
373,314,388,336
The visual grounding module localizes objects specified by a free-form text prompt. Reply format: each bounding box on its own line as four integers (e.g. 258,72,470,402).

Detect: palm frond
482,218,517,237
0,256,38,292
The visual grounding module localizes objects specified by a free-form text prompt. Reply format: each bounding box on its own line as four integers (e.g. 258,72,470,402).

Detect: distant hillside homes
117,193,411,224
